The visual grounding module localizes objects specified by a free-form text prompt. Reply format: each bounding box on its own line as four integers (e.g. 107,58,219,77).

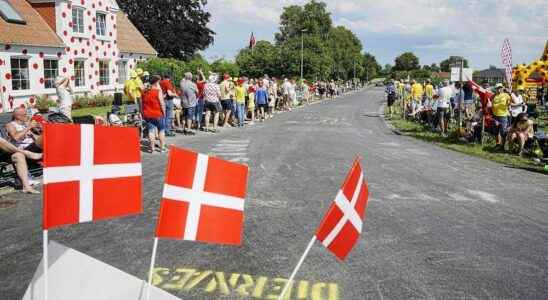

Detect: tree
327,26,363,80
361,53,381,80
118,0,214,60
210,59,240,77
393,52,420,71
439,56,469,72
430,63,440,72
235,41,281,78
278,34,333,80
275,0,331,44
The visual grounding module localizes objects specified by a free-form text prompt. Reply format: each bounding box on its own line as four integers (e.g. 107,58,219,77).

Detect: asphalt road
1,88,548,299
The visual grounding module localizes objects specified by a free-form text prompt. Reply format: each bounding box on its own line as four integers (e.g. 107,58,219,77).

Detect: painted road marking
152,267,340,300
210,139,250,163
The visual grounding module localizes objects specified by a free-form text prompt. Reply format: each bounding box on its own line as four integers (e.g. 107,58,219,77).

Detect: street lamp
301,29,308,82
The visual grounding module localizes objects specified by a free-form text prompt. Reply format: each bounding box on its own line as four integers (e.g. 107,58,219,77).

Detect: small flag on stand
277,157,370,300
145,146,249,300
41,123,142,300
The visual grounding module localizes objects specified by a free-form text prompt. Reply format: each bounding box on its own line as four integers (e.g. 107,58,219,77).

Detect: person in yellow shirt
425,80,434,106
124,70,144,106
410,79,423,115
234,79,247,127
491,83,511,149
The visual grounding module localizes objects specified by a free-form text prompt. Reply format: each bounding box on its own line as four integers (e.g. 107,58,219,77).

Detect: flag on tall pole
501,38,513,91
145,146,249,300
42,123,142,300
249,32,256,53
278,157,370,300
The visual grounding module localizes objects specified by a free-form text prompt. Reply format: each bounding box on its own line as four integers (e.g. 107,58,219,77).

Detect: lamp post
300,29,307,82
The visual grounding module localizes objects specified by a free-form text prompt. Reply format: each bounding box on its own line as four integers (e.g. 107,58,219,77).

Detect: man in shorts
219,74,234,127
203,74,222,133
385,80,397,118
180,72,198,135
436,80,453,136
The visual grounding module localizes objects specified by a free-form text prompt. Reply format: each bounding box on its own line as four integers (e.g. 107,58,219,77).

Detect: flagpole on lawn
145,237,159,300
43,230,48,300
277,236,317,300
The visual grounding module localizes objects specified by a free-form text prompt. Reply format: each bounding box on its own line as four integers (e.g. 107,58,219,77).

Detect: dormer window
96,12,106,36
72,6,84,33
0,0,26,24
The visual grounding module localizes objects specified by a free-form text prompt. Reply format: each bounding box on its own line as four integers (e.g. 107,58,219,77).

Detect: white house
0,0,156,111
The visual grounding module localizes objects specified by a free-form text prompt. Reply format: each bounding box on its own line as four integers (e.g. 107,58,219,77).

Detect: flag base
23,241,180,300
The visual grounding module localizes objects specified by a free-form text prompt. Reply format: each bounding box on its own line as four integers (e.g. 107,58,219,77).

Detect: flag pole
277,236,316,300
144,237,159,300
43,230,48,300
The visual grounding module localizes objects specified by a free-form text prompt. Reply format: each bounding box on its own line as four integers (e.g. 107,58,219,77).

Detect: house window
117,60,127,83
10,58,29,90
43,59,58,89
99,60,109,85
96,12,106,36
72,7,85,33
0,0,26,24
74,60,85,87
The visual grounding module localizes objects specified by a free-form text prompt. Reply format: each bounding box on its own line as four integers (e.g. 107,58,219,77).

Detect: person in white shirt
510,88,527,119
55,76,73,119
437,80,453,136
282,78,291,110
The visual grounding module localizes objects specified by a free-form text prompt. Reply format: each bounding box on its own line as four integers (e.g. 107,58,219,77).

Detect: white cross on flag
155,147,249,245
43,124,142,230
315,158,369,260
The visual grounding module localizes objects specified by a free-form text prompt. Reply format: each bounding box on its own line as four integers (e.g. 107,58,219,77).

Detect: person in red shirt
195,69,206,130
142,75,166,153
160,75,178,136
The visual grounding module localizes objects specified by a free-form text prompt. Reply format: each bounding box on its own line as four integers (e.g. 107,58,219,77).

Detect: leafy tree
361,53,381,80
275,0,331,44
440,56,469,72
118,0,214,60
393,52,420,71
430,63,440,72
235,41,281,78
279,34,333,80
210,59,240,77
328,26,363,80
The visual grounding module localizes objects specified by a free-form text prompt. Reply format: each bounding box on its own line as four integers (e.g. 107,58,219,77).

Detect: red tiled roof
0,0,64,48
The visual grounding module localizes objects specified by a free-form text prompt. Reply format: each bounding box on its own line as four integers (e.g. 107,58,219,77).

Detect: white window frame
117,60,127,83
99,60,110,86
72,6,85,34
43,59,59,89
74,60,86,87
10,57,30,91
96,12,107,36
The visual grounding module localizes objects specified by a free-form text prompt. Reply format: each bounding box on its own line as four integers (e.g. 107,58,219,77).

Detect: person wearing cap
219,74,234,127
424,80,434,107
410,79,423,115
510,87,526,119
203,74,222,132
124,70,144,107
54,76,73,119
385,80,397,118
492,83,511,150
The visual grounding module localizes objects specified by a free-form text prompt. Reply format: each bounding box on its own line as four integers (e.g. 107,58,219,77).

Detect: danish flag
155,147,248,245
316,158,369,260
43,124,142,230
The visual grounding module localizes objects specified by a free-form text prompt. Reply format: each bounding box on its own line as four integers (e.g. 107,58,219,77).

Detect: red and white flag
501,38,513,90
315,158,369,260
155,147,248,245
43,124,142,230
249,32,256,49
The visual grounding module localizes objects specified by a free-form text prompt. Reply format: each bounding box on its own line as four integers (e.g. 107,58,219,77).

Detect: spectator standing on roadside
268,77,278,118
282,78,291,110
288,79,297,109
234,79,247,127
256,80,269,121
410,79,424,115
195,69,207,130
180,72,198,135
385,80,397,118
424,80,434,108
203,74,222,133
124,70,144,108
247,79,256,125
492,83,511,150
437,80,453,136
141,75,166,153
219,74,234,127
160,74,177,136
463,81,474,118
54,76,73,120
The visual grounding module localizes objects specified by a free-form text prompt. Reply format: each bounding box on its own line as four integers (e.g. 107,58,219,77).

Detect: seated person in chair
6,107,43,153
0,137,41,194
508,113,534,156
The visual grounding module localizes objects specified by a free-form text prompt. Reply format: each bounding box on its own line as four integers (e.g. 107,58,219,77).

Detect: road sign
451,68,473,82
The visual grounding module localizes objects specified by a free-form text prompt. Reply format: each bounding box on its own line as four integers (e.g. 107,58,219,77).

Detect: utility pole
300,29,307,82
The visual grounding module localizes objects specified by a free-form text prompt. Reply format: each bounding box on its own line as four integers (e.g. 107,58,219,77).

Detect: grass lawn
386,108,546,174
71,106,111,117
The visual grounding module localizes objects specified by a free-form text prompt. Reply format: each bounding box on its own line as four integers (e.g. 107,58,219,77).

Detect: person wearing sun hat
492,83,511,150
124,69,145,106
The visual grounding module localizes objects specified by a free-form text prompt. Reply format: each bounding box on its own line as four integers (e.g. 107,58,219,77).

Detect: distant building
473,67,505,85
431,72,450,80
0,0,157,111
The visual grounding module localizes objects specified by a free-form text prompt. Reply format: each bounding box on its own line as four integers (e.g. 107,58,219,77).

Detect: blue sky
202,0,548,70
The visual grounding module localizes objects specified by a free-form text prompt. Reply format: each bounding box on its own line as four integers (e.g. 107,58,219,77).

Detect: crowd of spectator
386,78,547,159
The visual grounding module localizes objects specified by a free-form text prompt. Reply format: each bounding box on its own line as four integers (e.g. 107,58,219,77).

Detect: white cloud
203,0,548,67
